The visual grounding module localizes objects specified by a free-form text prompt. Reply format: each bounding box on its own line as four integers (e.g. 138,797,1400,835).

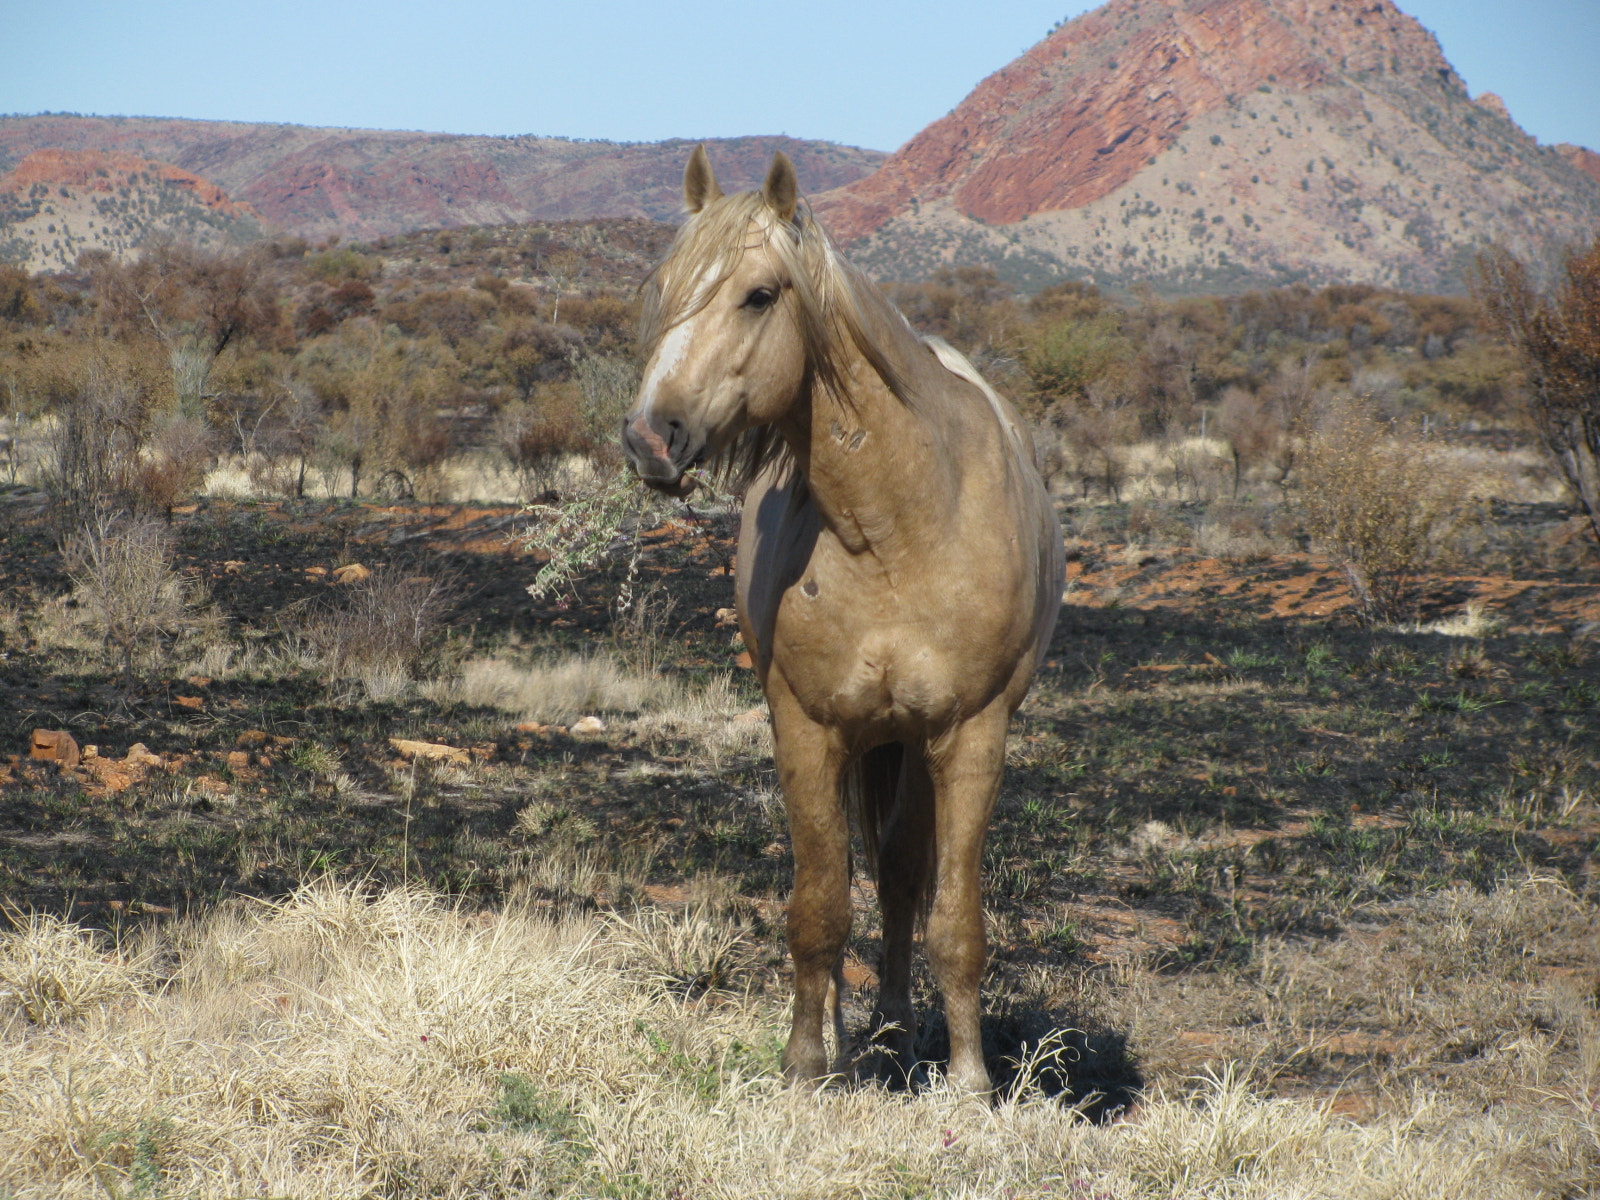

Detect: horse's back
924,341,1064,664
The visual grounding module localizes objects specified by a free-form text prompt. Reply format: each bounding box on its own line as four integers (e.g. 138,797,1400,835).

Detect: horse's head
622,146,809,496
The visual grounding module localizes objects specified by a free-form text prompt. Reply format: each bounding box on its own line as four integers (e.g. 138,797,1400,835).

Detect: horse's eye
743,287,777,312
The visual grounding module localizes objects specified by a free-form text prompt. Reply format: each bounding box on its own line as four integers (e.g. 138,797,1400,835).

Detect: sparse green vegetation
0,225,1597,1197
0,480,1596,1196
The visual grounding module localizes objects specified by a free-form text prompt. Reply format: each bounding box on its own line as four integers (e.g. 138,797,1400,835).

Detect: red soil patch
216,505,1598,636
1066,547,1600,633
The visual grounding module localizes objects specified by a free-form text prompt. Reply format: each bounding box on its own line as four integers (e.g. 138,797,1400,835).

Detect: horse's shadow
849,1007,1143,1120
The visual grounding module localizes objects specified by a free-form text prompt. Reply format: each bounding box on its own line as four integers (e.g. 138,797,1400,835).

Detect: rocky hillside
0,116,885,261
813,0,1600,292
1557,143,1600,190
7,1,1596,292
0,149,264,272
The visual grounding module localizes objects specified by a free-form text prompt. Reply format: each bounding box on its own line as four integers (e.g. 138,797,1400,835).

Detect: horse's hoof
849,1046,917,1090
944,1063,995,1100
780,1048,831,1086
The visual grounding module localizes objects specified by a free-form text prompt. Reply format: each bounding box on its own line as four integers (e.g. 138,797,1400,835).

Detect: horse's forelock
639,192,769,358
643,195,853,366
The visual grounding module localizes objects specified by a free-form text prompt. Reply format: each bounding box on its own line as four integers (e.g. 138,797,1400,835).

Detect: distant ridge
6,1,1598,293
812,0,1600,292
0,115,886,262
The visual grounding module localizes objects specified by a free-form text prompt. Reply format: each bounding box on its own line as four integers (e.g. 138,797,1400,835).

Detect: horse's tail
844,742,936,922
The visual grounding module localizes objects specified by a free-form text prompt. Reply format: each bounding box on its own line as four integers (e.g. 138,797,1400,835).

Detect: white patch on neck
925,337,1023,452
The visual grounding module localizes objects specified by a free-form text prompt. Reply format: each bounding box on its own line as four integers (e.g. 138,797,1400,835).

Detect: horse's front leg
924,703,1010,1095
769,678,851,1083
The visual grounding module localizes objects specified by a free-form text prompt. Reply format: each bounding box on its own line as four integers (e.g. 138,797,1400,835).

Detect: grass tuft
0,911,155,1024
423,652,672,724
2,879,1591,1198
605,904,760,999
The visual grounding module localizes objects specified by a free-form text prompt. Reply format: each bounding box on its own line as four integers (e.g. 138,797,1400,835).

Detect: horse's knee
787,904,849,967
924,897,984,981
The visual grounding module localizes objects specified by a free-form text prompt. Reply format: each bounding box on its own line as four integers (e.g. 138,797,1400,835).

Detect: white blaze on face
639,260,721,418
639,314,697,418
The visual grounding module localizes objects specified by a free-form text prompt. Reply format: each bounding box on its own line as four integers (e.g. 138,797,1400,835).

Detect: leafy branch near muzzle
519,464,737,610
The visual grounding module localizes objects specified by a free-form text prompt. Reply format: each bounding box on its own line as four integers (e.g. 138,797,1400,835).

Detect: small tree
132,413,216,521
1295,398,1469,623
314,408,376,499
1214,386,1279,498
1478,238,1600,551
543,250,583,325
45,362,149,527
1060,382,1137,502
234,376,324,498
1019,313,1130,414
495,394,582,500
66,517,199,686
88,241,278,420
1261,353,1320,489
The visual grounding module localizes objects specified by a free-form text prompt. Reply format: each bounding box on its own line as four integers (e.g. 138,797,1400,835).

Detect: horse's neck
783,328,962,561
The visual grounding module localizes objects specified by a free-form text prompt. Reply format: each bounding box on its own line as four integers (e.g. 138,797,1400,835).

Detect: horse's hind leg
771,688,851,1083
859,746,933,1086
924,705,1009,1095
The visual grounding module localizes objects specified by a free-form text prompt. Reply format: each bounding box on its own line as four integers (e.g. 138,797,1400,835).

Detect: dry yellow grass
198,450,607,504
424,655,771,772
2,879,1591,1199
422,652,675,725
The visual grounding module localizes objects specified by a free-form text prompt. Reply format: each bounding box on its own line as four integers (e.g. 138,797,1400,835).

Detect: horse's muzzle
622,413,700,497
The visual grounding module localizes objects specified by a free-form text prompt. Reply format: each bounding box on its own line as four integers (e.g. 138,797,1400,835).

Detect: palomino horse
622,147,1062,1093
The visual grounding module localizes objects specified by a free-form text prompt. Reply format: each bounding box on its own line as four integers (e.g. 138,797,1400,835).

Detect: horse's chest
736,470,1036,738
766,572,999,734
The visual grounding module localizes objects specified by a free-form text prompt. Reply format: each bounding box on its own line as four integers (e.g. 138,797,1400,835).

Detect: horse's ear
684,144,722,213
762,152,798,222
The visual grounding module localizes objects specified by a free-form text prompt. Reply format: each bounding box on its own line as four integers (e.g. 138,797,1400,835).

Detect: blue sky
3,1,1596,154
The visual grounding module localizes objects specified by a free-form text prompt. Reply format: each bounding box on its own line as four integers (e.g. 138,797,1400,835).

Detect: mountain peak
1472,91,1514,123
815,0,1599,292
820,0,1459,238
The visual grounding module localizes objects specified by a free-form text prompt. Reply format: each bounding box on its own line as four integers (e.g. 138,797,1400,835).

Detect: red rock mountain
5,2,1596,291
1,148,259,220
815,0,1600,291
0,116,884,252
1556,144,1600,190
0,146,269,272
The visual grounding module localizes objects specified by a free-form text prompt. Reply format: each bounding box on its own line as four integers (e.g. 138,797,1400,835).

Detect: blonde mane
637,192,913,488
